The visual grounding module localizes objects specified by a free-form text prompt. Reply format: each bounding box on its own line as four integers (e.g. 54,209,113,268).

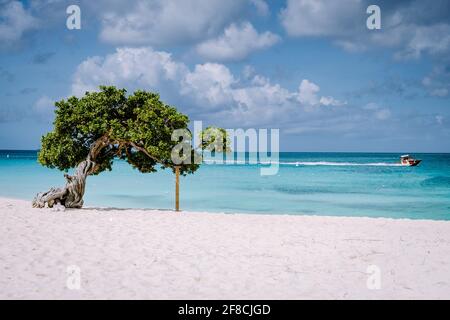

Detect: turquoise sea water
0,150,449,220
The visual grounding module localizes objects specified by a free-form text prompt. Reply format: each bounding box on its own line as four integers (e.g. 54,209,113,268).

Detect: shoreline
4,194,450,222
1,197,450,299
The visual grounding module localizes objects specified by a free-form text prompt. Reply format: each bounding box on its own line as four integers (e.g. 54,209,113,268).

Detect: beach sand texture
1,197,449,299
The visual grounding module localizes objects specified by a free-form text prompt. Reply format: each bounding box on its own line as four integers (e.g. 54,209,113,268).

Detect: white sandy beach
0,197,449,300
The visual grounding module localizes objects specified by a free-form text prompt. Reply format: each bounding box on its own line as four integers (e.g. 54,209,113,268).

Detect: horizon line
0,149,449,154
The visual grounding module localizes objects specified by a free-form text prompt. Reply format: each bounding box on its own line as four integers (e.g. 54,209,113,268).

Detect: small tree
33,86,199,209
199,126,232,153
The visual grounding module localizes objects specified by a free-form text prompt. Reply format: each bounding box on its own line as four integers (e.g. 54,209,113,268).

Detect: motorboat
400,155,421,166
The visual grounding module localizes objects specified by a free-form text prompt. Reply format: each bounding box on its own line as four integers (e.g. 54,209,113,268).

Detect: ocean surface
0,150,449,220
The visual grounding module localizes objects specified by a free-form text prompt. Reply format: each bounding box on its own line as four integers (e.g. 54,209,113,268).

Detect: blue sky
0,0,449,152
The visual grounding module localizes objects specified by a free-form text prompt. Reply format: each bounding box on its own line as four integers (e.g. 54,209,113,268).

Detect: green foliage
38,86,199,176
199,126,232,153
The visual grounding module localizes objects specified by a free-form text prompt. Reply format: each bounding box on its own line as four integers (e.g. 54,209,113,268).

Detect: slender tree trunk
32,136,110,209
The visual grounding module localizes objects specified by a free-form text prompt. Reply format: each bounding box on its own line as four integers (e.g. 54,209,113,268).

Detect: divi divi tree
33,86,201,209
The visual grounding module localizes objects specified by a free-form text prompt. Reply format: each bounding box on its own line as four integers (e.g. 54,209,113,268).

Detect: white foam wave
281,161,403,167
203,159,403,167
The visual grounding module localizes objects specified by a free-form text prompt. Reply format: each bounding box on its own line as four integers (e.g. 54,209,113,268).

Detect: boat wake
203,160,403,167
280,161,403,167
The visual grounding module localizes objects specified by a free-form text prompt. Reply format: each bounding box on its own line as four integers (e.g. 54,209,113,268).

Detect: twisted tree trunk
32,136,110,209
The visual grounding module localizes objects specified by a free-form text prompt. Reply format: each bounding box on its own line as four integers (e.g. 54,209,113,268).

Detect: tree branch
127,141,168,168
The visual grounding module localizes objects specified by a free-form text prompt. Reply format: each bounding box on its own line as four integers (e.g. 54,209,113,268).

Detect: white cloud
8,0,270,49
280,0,363,37
196,22,280,61
0,1,39,48
394,24,450,60
181,63,235,108
98,0,246,46
279,0,450,62
72,47,187,96
298,79,320,105
279,0,450,107
242,65,256,79
250,0,270,17
71,47,346,127
363,103,391,121
298,79,346,107
319,96,347,107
